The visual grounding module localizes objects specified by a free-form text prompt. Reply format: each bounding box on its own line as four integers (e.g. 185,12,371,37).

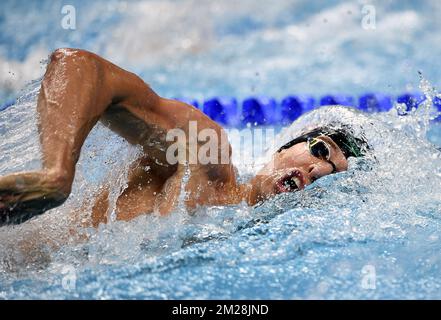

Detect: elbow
49,48,99,66
47,48,104,80
50,48,85,61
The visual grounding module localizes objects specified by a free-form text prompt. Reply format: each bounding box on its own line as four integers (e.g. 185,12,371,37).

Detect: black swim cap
277,126,368,158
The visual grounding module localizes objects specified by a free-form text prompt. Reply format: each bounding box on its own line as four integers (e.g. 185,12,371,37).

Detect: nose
306,164,317,182
306,162,329,182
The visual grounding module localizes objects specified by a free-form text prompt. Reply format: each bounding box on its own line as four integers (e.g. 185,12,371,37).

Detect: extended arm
0,48,173,226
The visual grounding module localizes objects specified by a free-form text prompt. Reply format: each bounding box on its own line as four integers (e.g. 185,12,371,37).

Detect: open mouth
275,170,305,193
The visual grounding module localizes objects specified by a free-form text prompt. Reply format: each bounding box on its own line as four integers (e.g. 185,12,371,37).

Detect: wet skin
0,49,348,227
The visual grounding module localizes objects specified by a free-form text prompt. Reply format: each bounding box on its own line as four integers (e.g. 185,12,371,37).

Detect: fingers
0,192,30,226
0,191,21,208
0,204,12,225
0,196,31,226
0,195,68,227
0,201,36,227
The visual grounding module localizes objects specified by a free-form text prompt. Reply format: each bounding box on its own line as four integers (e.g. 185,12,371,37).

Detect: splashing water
0,73,441,299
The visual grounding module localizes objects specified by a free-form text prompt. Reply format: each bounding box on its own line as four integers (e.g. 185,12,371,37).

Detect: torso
89,98,238,227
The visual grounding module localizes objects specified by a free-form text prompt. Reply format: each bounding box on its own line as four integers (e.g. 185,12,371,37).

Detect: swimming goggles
307,137,337,172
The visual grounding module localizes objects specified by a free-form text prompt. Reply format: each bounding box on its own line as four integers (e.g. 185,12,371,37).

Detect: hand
0,191,66,227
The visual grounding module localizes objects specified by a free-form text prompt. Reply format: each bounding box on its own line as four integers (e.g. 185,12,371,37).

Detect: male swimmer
0,49,367,227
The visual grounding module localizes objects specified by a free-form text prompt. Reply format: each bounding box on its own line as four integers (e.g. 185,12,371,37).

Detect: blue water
1,0,441,299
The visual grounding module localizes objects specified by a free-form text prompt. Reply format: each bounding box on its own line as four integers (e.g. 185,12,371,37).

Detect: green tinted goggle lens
308,138,331,161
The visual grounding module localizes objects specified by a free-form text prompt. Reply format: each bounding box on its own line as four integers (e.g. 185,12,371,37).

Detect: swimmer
0,49,367,227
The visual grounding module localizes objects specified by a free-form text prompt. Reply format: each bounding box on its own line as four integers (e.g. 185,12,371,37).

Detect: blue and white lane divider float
1,93,441,126
177,92,441,126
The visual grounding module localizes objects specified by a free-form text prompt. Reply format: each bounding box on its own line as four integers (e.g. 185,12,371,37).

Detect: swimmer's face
248,136,348,204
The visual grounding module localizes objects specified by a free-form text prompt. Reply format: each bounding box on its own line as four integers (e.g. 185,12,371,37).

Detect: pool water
1,0,441,299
